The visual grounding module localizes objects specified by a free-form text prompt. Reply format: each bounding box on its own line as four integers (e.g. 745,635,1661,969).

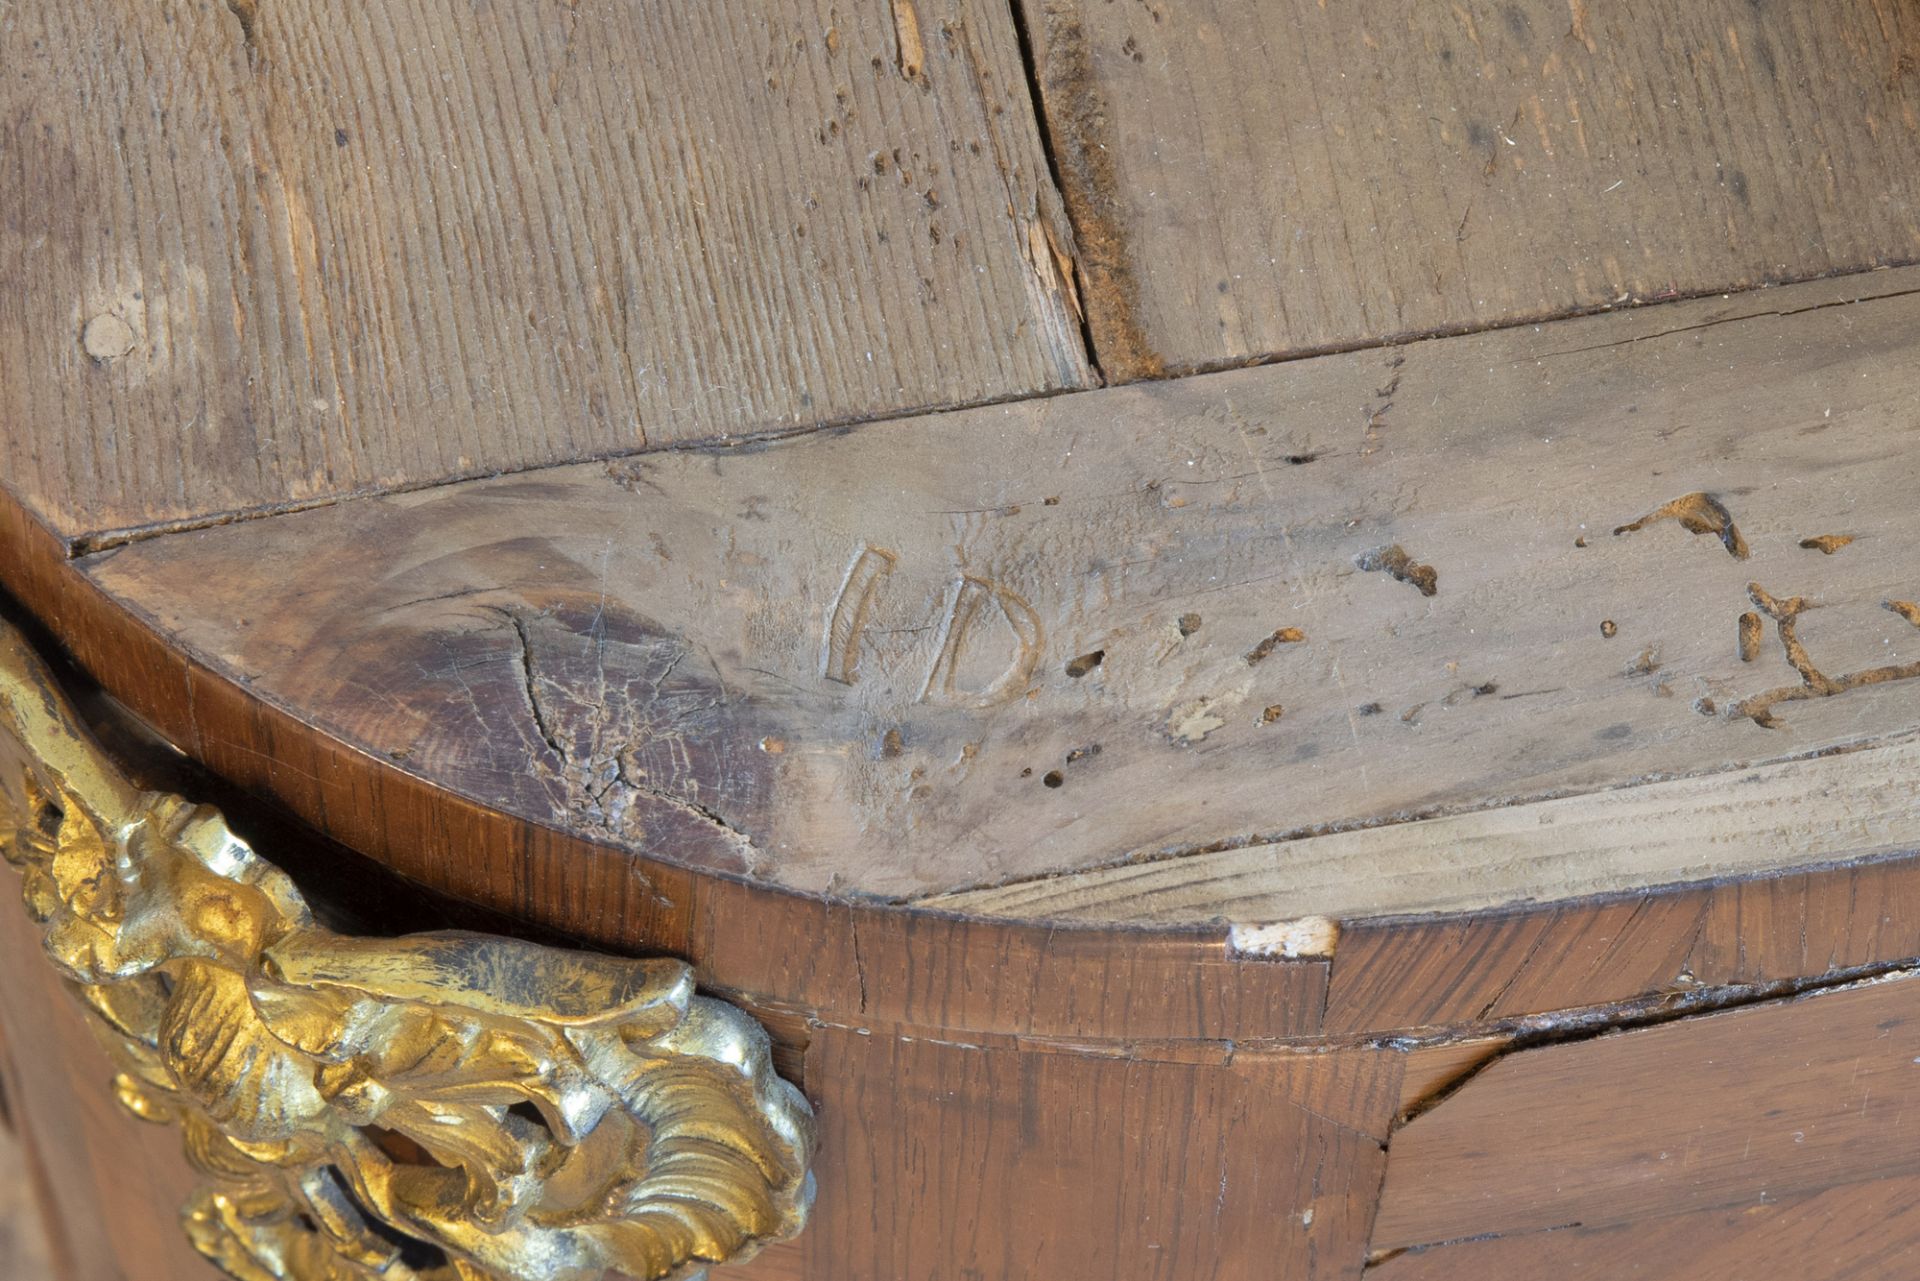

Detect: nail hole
1042,770,1064,788
1177,613,1203,636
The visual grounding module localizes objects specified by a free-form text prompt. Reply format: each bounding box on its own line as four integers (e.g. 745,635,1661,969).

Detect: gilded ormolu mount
0,621,814,1280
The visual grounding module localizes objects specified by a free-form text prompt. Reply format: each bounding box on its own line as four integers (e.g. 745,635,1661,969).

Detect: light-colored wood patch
925,735,1920,922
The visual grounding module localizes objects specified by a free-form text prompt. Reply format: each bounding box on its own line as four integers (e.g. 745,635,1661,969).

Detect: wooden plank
933,735,1920,925
1324,891,1711,1035
1324,850,1920,1034
1372,1171,1920,1280
791,1030,1399,1281
691,898,1329,1042
68,266,1920,914
1020,0,1920,376
0,0,1090,544
1371,972,1920,1250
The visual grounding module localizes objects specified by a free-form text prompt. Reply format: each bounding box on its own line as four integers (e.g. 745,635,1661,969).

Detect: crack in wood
1386,957,1920,1139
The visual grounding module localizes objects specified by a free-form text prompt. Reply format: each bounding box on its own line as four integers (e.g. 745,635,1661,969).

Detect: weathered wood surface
25,485,1920,1046
0,0,1089,546
1021,0,1920,378
1373,971,1920,1254
8,4,1920,1274
935,735,1920,924
4,492,1346,1049
67,266,1920,919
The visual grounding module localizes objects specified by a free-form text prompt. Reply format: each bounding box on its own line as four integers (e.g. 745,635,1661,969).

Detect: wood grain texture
1372,971,1920,1251
0,863,221,1281
1324,850,1920,1034
785,1030,1400,1281
0,1126,56,1281
69,266,1920,915
1371,1171,1920,1280
0,0,1090,544
1020,0,1920,377
932,734,1920,924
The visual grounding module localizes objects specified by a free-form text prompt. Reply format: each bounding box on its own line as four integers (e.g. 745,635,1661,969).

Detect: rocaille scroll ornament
0,621,813,1281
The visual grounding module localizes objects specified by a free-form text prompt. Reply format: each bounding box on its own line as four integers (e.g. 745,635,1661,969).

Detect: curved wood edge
0,489,1326,1046
6,487,1919,1048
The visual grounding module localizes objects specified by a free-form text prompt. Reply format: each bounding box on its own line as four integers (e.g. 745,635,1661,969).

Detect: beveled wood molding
0,618,814,1281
